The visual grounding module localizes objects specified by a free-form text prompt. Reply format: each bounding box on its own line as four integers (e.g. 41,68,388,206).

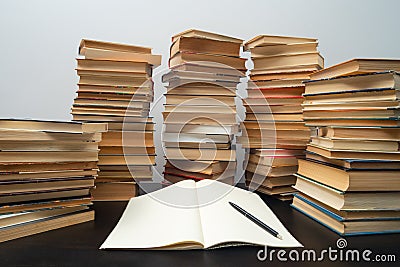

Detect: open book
100,180,302,249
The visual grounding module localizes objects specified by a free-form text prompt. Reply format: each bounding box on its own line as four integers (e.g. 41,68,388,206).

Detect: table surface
0,184,399,267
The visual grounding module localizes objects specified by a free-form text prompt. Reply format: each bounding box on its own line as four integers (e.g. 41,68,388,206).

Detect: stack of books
292,58,400,235
240,35,324,200
162,29,246,184
0,119,106,243
72,39,161,200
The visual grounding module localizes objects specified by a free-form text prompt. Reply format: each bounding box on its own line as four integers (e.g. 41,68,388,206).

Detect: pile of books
162,29,246,184
292,58,400,235
0,119,106,243
72,39,161,200
240,35,324,200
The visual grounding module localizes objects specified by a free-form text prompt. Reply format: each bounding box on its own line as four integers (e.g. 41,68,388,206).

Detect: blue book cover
292,194,400,236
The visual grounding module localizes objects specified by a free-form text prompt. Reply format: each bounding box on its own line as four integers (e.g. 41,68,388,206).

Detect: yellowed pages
100,180,204,249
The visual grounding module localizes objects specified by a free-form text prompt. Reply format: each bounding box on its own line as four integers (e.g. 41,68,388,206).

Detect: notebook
100,179,302,250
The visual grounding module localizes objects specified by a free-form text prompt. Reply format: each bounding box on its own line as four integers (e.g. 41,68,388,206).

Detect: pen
229,201,283,240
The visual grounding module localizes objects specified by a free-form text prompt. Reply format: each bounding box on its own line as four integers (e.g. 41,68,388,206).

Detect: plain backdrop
1,0,399,182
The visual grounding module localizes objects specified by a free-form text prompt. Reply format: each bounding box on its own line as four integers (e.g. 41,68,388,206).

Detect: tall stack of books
0,119,106,243
240,35,324,200
162,29,245,184
71,39,161,200
292,58,400,235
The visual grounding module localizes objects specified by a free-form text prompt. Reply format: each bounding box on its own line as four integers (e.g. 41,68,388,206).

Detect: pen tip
277,234,283,240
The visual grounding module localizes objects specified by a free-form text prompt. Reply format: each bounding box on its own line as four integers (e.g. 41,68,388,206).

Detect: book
251,78,305,88
162,70,241,83
170,36,241,58
247,87,305,98
163,112,237,125
252,53,324,70
245,113,303,121
163,123,238,135
90,182,138,201
163,104,236,114
309,58,400,80
0,177,95,194
76,58,152,74
0,196,92,214
243,120,307,130
245,172,297,187
304,118,400,127
0,151,99,163
163,132,231,144
74,99,149,110
303,100,399,111
79,39,152,54
171,62,244,76
0,141,98,152
163,30,242,185
165,148,235,161
295,193,400,220
310,136,399,151
250,42,319,57
164,174,234,185
318,126,400,140
0,188,91,204
304,88,400,104
297,159,400,191
247,163,298,177
292,194,400,236
76,69,150,79
99,146,155,156
78,74,150,87
0,169,97,181
171,29,243,44
73,39,160,200
295,58,400,235
246,104,303,114
165,94,235,106
244,34,317,50
293,175,400,210
166,85,236,96
303,107,400,119
250,65,320,75
164,167,235,181
251,148,305,157
98,154,155,166
100,179,301,249
165,160,233,175
77,84,153,94
0,207,94,243
307,144,400,161
241,33,323,199
169,52,246,70
306,152,400,170
243,128,310,139
80,47,161,66
250,71,312,81
0,161,98,173
304,71,400,95
248,154,299,166
246,182,296,197
100,131,154,147
0,119,107,133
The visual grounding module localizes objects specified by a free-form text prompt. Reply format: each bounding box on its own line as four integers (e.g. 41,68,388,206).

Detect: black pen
229,201,283,240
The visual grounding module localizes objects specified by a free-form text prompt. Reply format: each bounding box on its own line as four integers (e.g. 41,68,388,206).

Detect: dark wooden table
0,184,399,267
